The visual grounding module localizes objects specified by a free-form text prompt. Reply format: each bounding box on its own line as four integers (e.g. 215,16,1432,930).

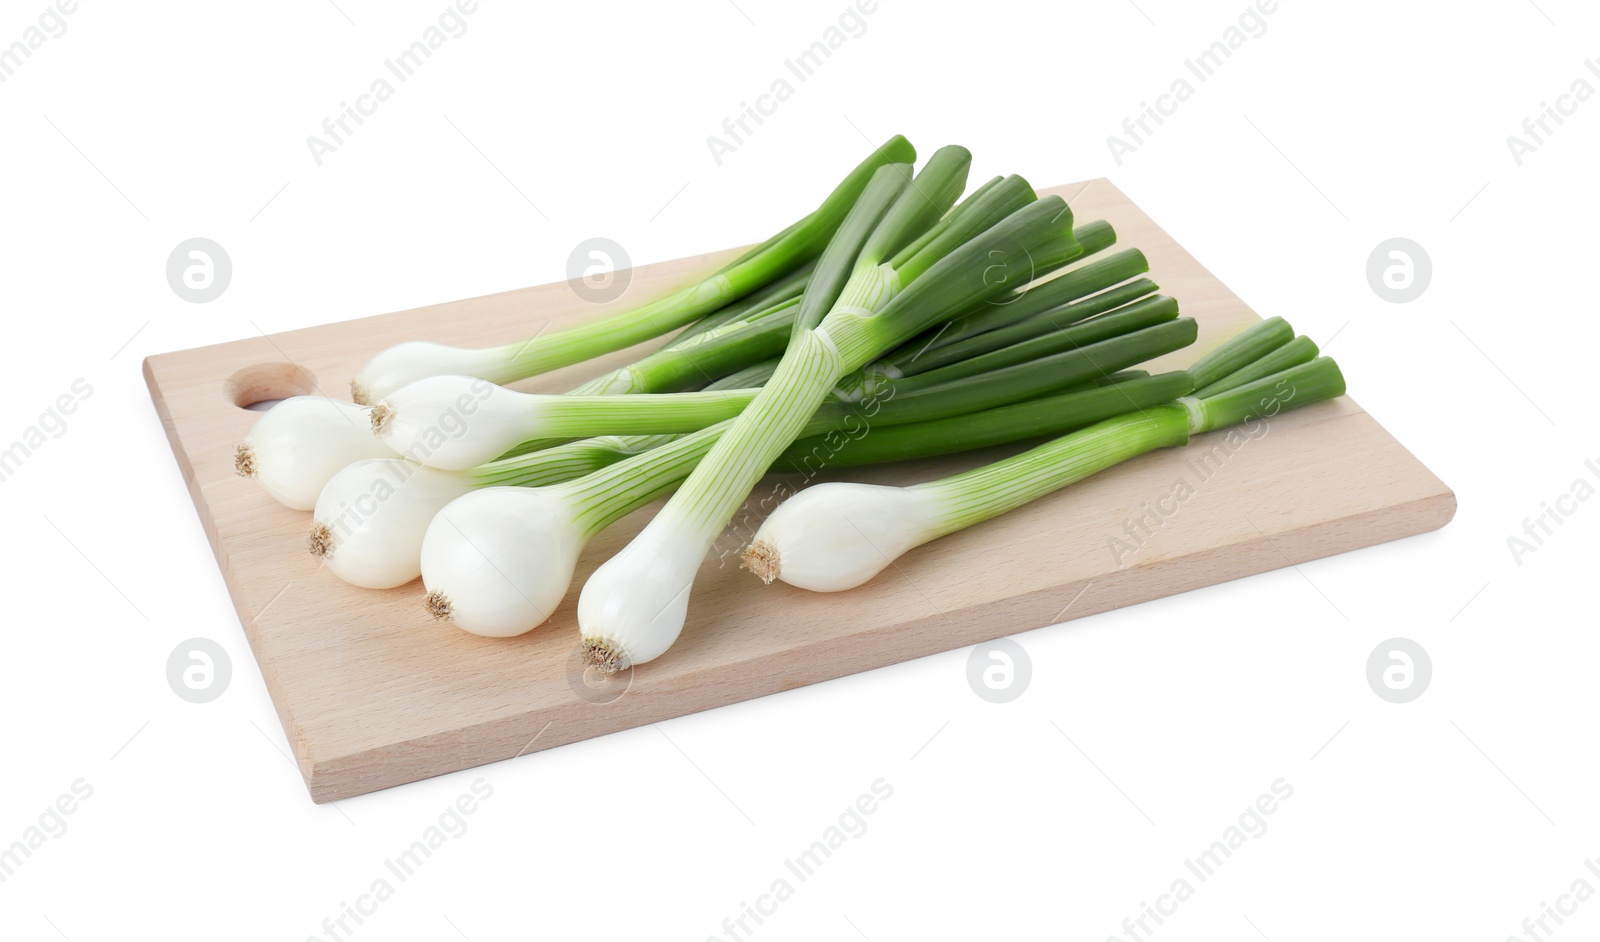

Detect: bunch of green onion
233,136,1347,677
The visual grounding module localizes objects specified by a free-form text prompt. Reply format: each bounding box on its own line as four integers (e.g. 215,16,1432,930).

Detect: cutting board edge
299,477,1455,803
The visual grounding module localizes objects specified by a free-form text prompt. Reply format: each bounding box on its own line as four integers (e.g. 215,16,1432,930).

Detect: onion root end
583,638,629,674
234,444,256,478
740,540,780,585
308,522,333,558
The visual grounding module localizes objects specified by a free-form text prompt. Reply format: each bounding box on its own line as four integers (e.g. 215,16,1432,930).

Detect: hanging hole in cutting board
225,362,317,411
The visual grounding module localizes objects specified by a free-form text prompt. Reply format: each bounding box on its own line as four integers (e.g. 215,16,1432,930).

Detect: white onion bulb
371,375,535,471
420,488,587,637
309,458,474,588
577,506,708,672
234,397,395,511
743,483,943,592
351,342,513,406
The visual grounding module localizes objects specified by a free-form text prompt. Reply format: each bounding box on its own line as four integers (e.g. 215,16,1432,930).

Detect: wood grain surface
143,179,1456,803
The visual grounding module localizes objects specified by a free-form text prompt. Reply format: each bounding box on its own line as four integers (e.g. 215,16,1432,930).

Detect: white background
1,0,1596,939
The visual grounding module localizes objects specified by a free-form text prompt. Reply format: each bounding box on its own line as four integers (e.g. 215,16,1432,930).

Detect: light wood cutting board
143,180,1455,803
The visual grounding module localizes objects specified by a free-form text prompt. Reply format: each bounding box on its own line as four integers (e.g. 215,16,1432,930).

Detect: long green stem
1192,335,1318,398
906,309,1193,391
921,356,1348,535
921,406,1192,536
871,278,1155,386
887,274,1163,379
666,263,812,346
573,298,800,395
1192,357,1346,429
470,437,643,487
897,247,1151,363
556,424,729,538
778,372,1195,471
870,317,1197,408
522,388,759,438
787,163,919,337
474,366,766,483
1184,317,1293,391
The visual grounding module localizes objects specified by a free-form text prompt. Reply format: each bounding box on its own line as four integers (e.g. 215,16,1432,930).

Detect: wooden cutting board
143,180,1455,803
